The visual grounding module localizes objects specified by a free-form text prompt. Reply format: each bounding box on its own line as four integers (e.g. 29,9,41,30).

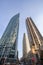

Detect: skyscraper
0,13,19,63
23,33,30,58
26,17,43,50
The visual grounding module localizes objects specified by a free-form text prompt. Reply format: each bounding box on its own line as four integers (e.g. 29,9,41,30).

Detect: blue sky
0,0,43,59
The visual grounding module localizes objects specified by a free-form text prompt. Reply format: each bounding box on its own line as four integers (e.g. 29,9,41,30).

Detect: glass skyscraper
0,13,19,63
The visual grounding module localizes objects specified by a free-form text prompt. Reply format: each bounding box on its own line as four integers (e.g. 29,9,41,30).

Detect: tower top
23,33,30,58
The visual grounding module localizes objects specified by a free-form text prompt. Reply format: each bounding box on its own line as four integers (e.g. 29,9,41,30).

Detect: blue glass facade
0,13,19,63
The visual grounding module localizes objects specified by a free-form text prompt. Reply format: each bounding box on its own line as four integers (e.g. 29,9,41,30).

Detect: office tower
26,17,43,50
23,33,30,58
0,13,19,63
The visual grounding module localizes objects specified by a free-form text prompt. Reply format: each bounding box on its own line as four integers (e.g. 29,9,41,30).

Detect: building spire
23,33,30,58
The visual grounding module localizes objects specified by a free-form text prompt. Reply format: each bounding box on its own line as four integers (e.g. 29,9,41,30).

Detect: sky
0,0,43,59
